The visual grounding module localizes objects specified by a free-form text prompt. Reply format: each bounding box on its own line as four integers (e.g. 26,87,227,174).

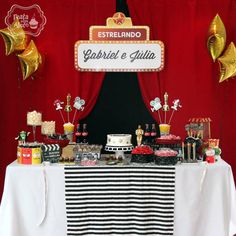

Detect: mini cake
106,134,132,146
131,145,154,163
154,149,178,165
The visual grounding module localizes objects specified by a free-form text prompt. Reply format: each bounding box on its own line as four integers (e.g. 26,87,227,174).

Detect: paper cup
63,123,74,134
63,123,74,142
159,124,171,136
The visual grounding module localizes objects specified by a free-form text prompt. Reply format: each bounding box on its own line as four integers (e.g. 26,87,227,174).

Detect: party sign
75,12,164,72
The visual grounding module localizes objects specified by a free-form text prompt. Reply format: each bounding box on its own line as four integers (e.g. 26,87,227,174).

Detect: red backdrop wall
127,0,236,177
0,0,236,198
0,0,116,197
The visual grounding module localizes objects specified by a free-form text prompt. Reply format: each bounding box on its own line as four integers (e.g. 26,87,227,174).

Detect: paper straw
67,112,70,123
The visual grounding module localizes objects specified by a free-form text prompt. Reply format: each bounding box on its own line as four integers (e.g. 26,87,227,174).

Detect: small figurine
64,93,72,112
205,147,215,163
162,92,169,124
135,125,144,146
15,131,30,145
162,92,170,112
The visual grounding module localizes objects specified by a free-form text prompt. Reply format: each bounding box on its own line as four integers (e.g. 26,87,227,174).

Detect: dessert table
0,160,236,236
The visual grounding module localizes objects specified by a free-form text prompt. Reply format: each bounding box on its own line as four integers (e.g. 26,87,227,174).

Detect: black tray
131,154,154,163
154,155,178,165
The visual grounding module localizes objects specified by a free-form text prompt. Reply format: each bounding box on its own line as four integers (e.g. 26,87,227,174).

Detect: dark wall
81,0,157,149
81,72,157,147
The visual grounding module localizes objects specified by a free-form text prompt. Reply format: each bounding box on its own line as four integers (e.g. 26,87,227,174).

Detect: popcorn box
20,145,42,165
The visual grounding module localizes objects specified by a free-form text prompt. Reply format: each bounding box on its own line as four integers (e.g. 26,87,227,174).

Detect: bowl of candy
131,145,154,163
44,134,70,149
154,149,178,165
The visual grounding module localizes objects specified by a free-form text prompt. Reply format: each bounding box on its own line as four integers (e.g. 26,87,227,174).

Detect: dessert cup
159,124,171,136
63,122,75,143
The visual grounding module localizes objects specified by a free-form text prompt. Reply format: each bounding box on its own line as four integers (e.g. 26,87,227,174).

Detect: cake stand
105,145,133,160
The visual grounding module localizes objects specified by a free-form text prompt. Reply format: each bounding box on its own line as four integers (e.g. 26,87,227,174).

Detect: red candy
132,145,154,155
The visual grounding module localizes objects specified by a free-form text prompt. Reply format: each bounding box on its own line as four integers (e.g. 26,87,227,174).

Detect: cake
106,134,132,146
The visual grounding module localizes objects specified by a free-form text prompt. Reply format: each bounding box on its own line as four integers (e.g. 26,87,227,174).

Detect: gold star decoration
217,42,236,83
207,14,226,62
17,40,42,80
0,18,28,55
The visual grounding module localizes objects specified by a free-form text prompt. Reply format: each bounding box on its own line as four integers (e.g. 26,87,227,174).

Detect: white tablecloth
0,160,236,236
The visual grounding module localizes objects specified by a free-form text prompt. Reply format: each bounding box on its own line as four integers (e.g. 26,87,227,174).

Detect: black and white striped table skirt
64,166,176,236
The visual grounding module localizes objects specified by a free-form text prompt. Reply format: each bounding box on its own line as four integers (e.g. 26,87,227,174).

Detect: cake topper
168,99,182,124
150,97,162,112
54,99,65,123
65,93,72,112
54,94,86,126
150,92,182,126
64,93,72,122
73,97,85,111
54,99,64,110
162,92,170,112
150,97,162,123
171,99,182,111
162,92,169,124
72,97,86,124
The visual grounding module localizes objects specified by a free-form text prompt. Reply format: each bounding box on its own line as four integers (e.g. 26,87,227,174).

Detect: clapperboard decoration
41,144,61,163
